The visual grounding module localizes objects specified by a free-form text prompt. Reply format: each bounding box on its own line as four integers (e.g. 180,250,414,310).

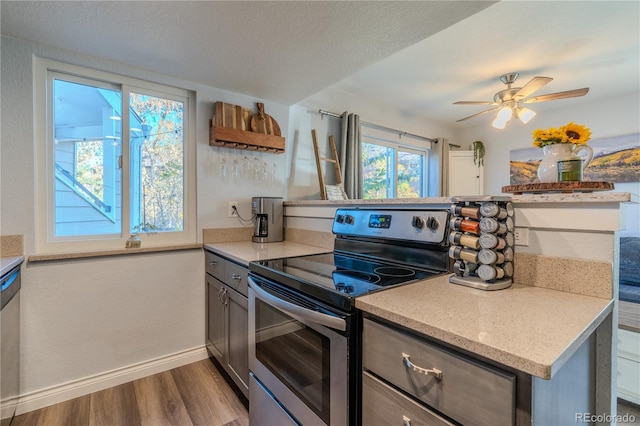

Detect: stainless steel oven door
248,276,349,426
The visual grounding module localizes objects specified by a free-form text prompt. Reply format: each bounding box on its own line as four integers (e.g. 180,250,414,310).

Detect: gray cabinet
205,250,249,397
207,276,226,360
362,372,453,426
363,317,515,425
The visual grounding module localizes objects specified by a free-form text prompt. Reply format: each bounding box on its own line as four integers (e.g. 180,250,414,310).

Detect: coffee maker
251,197,283,243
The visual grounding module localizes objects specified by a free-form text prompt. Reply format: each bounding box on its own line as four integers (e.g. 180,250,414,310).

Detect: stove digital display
369,214,392,229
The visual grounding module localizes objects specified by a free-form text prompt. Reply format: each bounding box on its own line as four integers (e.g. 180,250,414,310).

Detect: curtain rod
317,109,438,144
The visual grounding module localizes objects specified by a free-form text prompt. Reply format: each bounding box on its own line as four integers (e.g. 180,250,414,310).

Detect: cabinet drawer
225,260,248,297
205,251,225,281
363,372,453,426
363,318,515,425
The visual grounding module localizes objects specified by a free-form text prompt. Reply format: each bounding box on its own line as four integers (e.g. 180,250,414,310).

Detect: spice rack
448,195,514,291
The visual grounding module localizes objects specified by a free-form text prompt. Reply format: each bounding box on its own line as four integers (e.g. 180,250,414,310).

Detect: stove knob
426,216,439,230
411,216,424,229
336,214,345,224
345,214,354,225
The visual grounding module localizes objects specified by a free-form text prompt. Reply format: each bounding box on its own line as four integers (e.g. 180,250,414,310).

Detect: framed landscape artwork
510,132,640,185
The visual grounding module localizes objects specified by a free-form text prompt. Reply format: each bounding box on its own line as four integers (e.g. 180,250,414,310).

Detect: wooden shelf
209,123,285,153
502,181,614,194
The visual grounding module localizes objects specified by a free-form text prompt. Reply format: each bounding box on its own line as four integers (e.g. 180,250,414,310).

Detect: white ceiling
2,1,639,128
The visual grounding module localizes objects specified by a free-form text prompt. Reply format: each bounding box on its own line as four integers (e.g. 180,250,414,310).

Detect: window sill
28,243,202,263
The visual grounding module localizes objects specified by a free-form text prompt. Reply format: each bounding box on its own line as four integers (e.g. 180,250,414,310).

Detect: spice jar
450,217,481,235
451,204,481,220
449,232,481,249
448,245,479,263
477,264,505,281
479,202,507,219
479,217,507,234
478,249,505,265
479,233,507,250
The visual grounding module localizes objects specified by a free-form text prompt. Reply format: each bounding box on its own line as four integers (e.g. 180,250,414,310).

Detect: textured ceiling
333,0,640,126
2,1,638,128
0,0,494,105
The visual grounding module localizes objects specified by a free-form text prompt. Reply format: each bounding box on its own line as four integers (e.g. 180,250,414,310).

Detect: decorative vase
537,143,594,183
125,234,141,248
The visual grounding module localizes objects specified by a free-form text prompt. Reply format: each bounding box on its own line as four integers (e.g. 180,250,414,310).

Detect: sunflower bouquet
532,122,592,148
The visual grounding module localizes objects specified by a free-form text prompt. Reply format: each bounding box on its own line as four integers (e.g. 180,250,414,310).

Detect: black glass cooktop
249,252,445,311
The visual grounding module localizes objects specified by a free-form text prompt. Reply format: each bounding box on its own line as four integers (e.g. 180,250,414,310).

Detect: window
361,132,429,199
35,59,196,253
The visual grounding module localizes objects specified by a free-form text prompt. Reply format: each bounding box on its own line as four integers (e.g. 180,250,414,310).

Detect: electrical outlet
228,201,239,218
514,227,529,246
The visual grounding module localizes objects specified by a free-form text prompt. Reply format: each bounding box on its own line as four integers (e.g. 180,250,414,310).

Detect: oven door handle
248,277,346,332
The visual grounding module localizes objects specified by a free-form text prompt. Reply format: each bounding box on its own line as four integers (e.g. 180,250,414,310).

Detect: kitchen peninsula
279,191,634,424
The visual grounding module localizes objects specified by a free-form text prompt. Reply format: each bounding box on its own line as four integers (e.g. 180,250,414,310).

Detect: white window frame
35,58,196,253
361,129,431,199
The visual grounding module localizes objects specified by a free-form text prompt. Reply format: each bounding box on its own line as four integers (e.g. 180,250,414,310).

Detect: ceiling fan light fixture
515,106,536,124
492,106,512,129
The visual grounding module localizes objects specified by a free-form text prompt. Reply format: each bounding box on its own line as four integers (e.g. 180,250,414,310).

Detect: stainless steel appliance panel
249,373,299,426
251,197,283,243
249,277,349,426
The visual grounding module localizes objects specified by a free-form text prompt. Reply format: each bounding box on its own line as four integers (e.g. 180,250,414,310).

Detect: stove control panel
332,208,449,244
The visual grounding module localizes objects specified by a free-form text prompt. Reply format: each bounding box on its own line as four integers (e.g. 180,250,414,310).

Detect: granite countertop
284,191,637,206
1,255,24,276
204,241,331,266
356,275,613,380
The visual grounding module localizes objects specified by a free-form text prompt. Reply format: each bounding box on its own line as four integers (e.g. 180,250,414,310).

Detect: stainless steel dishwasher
1,261,22,426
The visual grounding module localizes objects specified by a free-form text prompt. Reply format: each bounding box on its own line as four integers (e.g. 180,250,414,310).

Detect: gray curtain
340,112,362,199
438,138,450,197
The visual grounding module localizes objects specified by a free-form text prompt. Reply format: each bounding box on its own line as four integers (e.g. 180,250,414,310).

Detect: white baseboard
16,345,209,415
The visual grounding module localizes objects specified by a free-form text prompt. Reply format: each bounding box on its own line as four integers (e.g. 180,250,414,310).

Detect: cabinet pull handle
208,261,218,266
402,415,411,426
402,352,442,380
231,273,242,280
217,287,224,304
222,288,228,305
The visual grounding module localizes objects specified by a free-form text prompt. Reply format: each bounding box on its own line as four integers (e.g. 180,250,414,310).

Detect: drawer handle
402,352,442,380
208,261,218,266
231,274,242,280
402,415,411,426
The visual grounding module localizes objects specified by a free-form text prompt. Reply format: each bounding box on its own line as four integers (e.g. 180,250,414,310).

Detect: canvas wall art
510,132,640,185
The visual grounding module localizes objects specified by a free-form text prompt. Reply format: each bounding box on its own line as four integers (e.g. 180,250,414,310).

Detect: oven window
255,298,330,423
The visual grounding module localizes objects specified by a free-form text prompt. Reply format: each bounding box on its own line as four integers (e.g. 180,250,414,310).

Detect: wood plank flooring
11,359,248,426
12,356,640,425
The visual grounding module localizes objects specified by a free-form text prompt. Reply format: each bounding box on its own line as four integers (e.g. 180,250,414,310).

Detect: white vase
537,144,594,183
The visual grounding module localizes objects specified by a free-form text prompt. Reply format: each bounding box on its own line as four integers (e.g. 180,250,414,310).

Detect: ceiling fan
454,73,589,129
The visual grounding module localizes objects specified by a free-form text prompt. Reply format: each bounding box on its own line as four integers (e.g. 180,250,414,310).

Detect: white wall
455,93,640,235
0,35,293,409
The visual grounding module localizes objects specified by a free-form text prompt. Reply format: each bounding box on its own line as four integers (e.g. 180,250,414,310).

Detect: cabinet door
448,151,483,196
226,287,249,396
207,277,226,362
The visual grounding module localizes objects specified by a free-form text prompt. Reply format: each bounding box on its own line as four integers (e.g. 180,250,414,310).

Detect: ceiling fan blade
514,76,553,99
456,106,500,122
523,88,590,103
453,101,497,105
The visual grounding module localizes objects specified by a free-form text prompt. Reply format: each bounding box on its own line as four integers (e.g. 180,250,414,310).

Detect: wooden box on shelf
209,120,285,153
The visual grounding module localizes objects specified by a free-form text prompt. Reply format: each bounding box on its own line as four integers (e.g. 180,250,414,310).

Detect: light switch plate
514,227,529,246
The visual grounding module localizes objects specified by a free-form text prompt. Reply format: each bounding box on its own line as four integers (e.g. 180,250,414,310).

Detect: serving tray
502,181,614,194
